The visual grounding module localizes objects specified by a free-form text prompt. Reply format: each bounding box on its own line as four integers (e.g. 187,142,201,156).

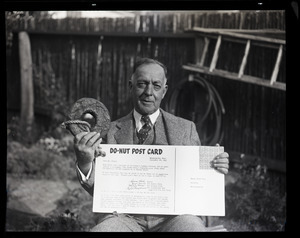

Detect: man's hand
211,144,229,175
73,131,104,175
212,152,229,174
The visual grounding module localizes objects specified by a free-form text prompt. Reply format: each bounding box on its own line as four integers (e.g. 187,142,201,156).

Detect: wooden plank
76,43,80,99
84,48,89,94
238,39,251,78
188,28,285,38
189,32,281,49
18,31,34,131
182,64,286,91
209,35,222,72
20,30,195,39
188,27,286,45
199,37,210,67
270,44,283,85
195,37,204,65
70,41,75,101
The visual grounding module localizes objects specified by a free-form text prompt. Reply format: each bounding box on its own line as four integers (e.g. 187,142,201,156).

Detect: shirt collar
133,109,160,131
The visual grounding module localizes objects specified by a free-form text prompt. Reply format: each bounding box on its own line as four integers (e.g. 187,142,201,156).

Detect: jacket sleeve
190,121,201,146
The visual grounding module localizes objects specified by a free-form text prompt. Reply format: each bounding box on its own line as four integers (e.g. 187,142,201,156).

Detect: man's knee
90,214,143,232
159,214,206,232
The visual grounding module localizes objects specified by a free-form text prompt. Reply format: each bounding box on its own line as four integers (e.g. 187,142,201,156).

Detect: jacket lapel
160,109,184,145
114,112,134,144
153,111,169,145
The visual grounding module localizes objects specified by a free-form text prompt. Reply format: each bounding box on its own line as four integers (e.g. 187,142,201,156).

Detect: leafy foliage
225,162,286,231
25,210,84,231
7,135,76,181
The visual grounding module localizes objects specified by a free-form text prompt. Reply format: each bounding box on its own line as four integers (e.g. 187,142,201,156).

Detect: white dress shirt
133,109,160,132
76,161,93,183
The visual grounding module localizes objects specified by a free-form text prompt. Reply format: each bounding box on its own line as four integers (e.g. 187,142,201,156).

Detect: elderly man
74,58,229,232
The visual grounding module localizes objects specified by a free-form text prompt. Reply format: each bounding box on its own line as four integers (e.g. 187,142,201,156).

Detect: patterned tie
137,115,152,144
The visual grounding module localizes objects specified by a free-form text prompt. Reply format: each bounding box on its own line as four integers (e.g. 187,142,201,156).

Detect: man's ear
162,84,168,98
128,80,133,90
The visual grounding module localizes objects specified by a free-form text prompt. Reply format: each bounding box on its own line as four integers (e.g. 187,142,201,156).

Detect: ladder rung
238,39,251,78
199,37,210,66
209,35,222,72
270,44,283,85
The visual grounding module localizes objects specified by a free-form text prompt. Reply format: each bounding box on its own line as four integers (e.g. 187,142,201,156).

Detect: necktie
137,115,152,144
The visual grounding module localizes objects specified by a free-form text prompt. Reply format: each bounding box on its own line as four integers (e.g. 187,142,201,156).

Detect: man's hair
132,57,168,80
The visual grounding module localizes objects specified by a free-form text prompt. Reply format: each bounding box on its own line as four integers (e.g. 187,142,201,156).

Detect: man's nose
144,84,153,95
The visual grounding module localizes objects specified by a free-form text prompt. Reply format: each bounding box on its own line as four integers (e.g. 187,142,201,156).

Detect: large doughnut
62,97,111,138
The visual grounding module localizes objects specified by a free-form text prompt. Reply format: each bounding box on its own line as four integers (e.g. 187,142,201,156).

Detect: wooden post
18,31,34,136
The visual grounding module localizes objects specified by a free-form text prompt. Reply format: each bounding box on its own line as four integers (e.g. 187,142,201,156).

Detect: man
73,58,229,231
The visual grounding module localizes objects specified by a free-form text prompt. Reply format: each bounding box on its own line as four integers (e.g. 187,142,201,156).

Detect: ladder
183,27,286,91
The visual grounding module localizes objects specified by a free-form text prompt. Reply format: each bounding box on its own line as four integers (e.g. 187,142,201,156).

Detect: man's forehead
133,58,167,74
134,63,166,77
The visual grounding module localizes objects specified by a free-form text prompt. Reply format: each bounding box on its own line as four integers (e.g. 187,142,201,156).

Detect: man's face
129,63,168,115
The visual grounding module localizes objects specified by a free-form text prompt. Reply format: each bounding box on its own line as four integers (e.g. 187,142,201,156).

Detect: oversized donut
61,97,111,138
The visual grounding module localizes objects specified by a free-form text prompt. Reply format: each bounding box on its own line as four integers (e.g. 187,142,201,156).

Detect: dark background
5,0,293,231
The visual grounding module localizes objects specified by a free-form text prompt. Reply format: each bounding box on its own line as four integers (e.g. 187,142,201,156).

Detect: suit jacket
78,108,201,195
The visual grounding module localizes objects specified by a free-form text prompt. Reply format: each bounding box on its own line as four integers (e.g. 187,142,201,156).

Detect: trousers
90,213,207,232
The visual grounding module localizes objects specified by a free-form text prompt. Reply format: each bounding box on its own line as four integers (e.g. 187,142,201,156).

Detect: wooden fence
7,11,286,33
6,11,286,180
